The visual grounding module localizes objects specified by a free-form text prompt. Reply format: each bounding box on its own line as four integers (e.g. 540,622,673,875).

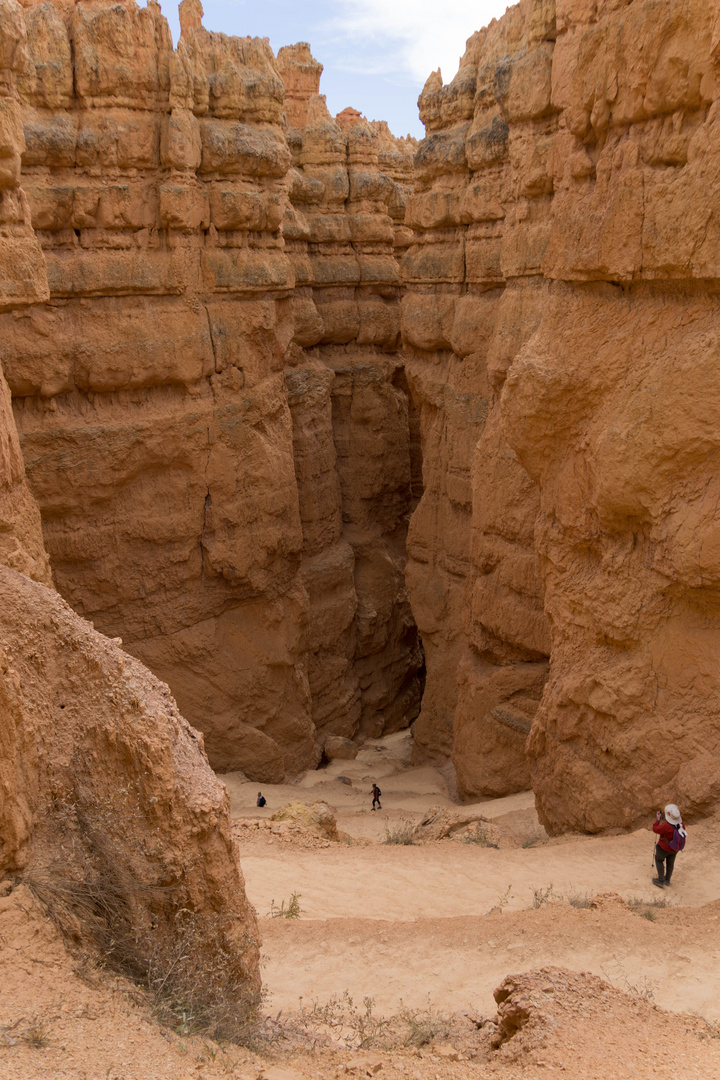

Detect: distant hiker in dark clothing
256,792,266,808
652,803,686,888
371,784,382,811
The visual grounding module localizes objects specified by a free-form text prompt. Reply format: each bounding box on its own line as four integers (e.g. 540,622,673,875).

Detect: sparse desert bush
250,990,476,1053
268,892,302,919
488,885,513,914
22,797,259,1041
383,820,415,845
532,884,556,908
462,823,499,848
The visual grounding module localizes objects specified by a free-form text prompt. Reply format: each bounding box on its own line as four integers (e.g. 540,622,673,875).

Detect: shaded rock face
5,2,423,781
405,0,720,830
403,1,553,798
0,1,260,1010
276,52,424,746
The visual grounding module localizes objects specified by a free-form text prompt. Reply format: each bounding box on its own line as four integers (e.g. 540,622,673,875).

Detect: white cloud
325,0,510,86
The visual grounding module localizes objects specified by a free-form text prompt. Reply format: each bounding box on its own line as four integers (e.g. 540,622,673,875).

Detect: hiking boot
652,877,666,888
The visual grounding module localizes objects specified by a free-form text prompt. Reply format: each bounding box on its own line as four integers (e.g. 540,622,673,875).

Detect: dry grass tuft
0,1018,52,1050
626,895,672,915
22,795,259,1042
382,820,416,845
248,991,485,1054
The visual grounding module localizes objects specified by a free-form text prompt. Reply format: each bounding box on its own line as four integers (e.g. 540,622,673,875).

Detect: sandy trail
237,831,719,920
223,743,720,1027
261,904,720,1022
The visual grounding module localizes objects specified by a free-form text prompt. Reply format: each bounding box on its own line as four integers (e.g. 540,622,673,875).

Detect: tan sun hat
664,804,682,825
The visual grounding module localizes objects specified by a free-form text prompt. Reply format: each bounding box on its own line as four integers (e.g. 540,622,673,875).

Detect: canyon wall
4,1,421,782
277,45,423,745
6,0,720,832
403,0,553,798
0,0,260,1007
406,0,720,830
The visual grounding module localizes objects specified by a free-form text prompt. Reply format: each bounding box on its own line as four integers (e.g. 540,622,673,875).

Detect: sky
163,0,512,139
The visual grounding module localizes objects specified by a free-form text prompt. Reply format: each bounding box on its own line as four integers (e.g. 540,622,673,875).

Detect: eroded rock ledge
0,0,260,1017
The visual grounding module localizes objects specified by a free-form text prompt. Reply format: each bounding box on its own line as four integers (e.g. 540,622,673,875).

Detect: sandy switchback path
225,748,720,1026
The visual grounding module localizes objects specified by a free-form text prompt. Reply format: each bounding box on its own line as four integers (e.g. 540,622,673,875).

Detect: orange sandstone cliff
0,0,259,1011
4,3,422,783
4,0,720,834
404,2,553,799
405,0,720,830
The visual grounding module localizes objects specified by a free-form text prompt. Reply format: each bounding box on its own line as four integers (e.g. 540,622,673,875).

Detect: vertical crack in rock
277,44,424,748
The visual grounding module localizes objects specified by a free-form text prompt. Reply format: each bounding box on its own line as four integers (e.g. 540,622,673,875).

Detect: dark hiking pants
655,847,677,884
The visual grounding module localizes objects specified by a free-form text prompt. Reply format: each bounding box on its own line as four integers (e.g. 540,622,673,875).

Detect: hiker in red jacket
652,804,686,888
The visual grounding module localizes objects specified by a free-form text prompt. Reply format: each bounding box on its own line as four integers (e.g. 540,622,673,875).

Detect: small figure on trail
652,804,686,888
371,783,382,811
256,792,267,808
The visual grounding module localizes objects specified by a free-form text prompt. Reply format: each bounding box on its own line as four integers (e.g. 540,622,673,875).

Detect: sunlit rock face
503,0,720,832
405,0,720,829
4,1,422,781
0,1,261,1007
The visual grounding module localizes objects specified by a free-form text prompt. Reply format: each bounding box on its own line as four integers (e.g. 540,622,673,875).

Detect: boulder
270,800,339,841
324,735,359,760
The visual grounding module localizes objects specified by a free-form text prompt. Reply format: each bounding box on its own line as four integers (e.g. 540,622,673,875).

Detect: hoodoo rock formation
4,0,422,781
0,0,259,1012
405,0,720,830
3,0,720,834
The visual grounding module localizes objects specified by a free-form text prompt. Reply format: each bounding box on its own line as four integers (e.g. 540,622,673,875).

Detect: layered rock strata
0,0,51,586
403,0,553,798
0,0,259,1008
277,46,423,744
406,0,720,829
7,0,720,833
503,0,720,831
4,2,422,781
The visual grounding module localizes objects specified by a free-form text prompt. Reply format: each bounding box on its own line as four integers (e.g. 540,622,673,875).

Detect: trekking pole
651,810,661,868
